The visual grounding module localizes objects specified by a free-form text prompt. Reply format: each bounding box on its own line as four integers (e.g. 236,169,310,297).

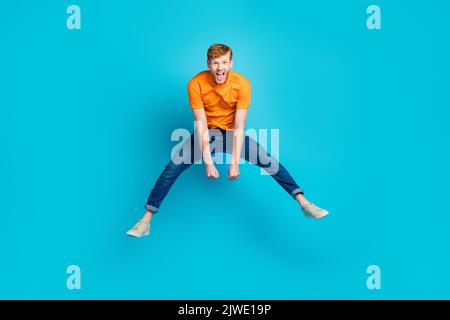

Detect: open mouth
215,72,226,82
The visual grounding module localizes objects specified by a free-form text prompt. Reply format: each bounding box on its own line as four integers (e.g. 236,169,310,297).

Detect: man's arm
229,108,248,180
192,108,219,179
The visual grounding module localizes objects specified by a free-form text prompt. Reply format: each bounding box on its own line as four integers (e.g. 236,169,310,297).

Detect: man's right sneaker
126,219,150,238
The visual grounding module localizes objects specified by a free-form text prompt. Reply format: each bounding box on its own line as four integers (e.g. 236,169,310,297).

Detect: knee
163,161,185,177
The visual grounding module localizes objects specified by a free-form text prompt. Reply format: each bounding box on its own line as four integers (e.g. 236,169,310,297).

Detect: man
126,44,329,238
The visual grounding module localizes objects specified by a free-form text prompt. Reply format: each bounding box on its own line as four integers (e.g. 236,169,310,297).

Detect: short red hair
207,44,233,62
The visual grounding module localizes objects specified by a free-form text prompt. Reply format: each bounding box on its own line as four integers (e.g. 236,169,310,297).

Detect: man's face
207,52,233,84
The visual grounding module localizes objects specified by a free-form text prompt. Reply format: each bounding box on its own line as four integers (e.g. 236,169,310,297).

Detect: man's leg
127,132,200,237
145,158,194,214
240,135,329,219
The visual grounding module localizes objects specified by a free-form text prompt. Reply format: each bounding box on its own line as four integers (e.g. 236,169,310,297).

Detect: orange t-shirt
187,70,251,130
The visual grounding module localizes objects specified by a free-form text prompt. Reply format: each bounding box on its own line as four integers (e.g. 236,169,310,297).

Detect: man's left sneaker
126,219,150,237
302,202,329,219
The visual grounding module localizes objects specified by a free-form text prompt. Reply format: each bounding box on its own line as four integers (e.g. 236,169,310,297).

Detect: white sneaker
126,219,150,237
301,202,329,219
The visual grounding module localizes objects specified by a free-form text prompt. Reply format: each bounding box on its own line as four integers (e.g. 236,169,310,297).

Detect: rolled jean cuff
290,188,304,199
145,204,159,213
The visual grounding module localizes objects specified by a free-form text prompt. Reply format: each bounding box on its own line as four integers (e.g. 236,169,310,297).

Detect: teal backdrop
1,0,449,299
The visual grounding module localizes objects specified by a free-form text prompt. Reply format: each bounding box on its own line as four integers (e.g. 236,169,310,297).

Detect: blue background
1,0,449,299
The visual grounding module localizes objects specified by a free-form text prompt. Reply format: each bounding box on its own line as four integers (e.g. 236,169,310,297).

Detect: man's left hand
228,163,240,180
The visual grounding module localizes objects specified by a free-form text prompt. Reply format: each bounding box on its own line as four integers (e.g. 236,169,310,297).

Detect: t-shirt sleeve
236,78,251,109
187,80,204,109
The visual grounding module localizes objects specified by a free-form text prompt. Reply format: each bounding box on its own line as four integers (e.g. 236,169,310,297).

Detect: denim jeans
145,129,304,213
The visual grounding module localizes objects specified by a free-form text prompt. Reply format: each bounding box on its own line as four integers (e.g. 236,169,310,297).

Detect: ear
207,60,211,69
230,59,234,68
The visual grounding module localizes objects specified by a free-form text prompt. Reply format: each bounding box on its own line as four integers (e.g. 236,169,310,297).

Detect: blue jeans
145,129,304,213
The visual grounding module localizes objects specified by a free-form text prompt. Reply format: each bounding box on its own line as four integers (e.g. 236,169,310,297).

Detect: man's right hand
205,164,219,179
